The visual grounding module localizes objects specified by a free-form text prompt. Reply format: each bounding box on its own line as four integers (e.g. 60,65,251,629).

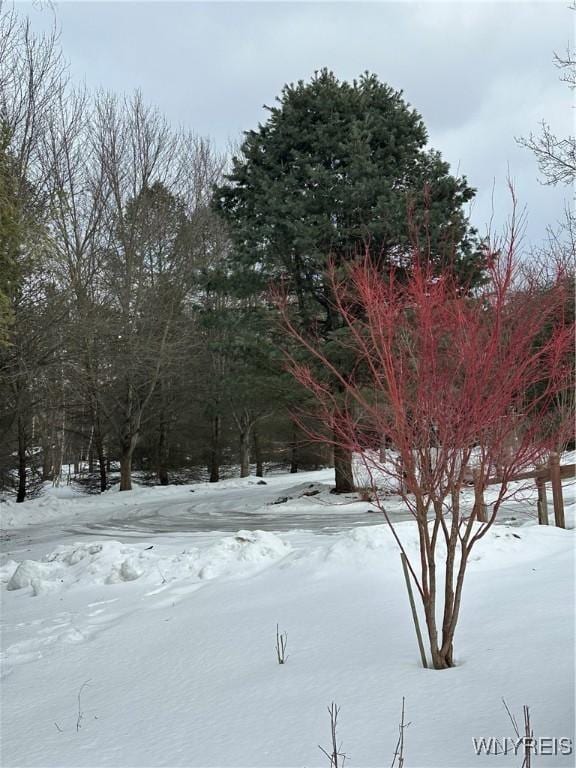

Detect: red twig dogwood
275,222,574,669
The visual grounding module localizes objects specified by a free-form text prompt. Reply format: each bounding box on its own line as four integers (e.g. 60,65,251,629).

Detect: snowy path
1,466,554,551
1,470,407,561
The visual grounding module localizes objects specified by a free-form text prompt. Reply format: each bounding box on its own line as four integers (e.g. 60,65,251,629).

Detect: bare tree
517,2,575,186
40,86,112,488
0,6,66,197
91,93,226,489
0,6,68,501
278,212,574,669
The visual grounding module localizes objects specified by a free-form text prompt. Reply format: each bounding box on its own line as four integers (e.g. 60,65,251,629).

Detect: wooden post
398,455,407,495
473,469,487,523
549,452,565,529
535,470,549,525
400,553,428,669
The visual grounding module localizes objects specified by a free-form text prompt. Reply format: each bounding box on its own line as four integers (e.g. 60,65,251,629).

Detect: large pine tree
214,69,485,491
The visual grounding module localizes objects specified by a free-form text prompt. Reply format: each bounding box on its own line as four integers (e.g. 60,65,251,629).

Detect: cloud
19,1,572,245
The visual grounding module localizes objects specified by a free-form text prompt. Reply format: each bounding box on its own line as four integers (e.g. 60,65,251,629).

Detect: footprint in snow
3,606,124,669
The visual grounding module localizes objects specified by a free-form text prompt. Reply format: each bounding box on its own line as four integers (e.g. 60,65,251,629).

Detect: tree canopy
214,69,484,318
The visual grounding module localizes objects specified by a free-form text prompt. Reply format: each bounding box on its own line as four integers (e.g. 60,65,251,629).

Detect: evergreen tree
214,69,485,491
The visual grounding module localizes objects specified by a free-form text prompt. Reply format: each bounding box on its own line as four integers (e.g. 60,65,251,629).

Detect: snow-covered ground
1,467,574,767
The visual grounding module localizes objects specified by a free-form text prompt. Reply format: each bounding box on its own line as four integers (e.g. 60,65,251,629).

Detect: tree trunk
239,429,250,478
52,441,62,485
430,645,453,669
98,452,107,493
423,599,451,669
421,514,463,670
93,421,107,493
290,427,298,473
333,440,354,493
87,390,105,489
98,454,108,493
119,430,138,491
158,466,169,486
208,414,221,483
157,412,169,486
331,379,354,492
253,427,263,477
16,414,27,503
42,442,53,481
119,446,133,491
53,407,66,485
290,451,298,473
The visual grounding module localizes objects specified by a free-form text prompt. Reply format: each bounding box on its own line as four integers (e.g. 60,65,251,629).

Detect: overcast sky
18,1,574,247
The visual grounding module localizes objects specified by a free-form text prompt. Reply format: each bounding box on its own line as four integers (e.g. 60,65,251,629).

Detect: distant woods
0,9,320,499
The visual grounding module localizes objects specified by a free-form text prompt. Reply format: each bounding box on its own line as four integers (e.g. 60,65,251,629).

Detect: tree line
0,7,572,503
0,10,308,499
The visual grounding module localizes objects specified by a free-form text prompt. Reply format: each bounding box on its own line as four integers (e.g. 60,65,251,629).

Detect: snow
3,531,291,595
1,467,574,767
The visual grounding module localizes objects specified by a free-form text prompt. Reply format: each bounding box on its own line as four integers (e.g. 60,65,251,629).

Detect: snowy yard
2,3,574,766
1,469,574,767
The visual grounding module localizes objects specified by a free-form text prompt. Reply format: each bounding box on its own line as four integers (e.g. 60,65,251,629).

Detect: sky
16,1,574,248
